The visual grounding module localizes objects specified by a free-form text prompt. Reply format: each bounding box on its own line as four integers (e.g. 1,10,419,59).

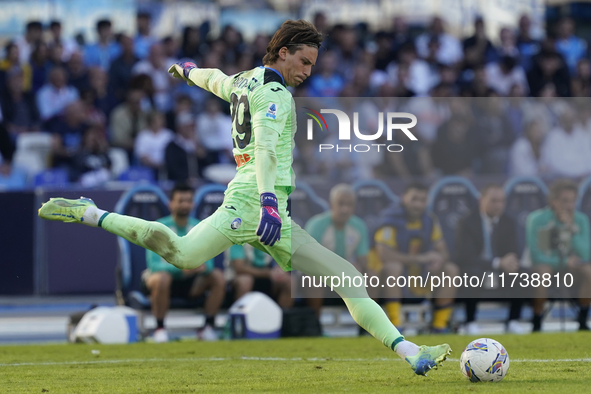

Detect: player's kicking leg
38,197,233,269
291,240,451,376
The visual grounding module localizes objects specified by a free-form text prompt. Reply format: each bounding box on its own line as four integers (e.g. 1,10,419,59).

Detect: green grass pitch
1,333,590,393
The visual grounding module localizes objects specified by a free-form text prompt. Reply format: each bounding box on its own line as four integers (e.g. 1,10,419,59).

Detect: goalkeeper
39,20,450,376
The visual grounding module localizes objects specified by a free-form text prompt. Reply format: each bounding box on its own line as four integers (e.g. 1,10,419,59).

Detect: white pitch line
0,356,590,368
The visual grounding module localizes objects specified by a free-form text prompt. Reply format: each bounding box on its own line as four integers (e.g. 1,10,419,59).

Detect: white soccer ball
460,338,509,383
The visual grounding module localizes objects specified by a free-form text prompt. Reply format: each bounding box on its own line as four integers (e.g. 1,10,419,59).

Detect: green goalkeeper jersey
187,66,295,195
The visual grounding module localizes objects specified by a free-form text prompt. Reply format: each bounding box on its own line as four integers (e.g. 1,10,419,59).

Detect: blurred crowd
1,11,591,189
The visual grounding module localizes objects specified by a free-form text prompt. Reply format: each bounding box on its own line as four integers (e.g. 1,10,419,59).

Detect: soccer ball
460,338,509,383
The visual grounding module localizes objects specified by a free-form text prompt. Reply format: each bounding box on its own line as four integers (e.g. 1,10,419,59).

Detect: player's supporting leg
292,242,451,375
38,197,233,269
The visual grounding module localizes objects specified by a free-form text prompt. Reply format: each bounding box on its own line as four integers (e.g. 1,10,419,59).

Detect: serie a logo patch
266,103,277,119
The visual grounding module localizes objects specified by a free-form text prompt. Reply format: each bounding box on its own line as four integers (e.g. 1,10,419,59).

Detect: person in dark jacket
455,184,525,335
164,111,203,182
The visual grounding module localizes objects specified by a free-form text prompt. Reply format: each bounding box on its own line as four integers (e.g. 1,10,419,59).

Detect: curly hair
262,20,322,65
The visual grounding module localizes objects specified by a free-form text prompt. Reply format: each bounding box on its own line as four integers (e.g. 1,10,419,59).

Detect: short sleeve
375,227,397,249
229,244,246,260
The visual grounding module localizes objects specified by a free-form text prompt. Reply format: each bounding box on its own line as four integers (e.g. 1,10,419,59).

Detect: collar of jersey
260,66,286,86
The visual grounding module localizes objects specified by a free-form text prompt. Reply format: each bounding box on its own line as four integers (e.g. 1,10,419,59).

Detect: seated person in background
71,125,112,187
304,184,369,320
47,100,89,170
455,184,525,335
109,88,148,156
230,244,293,309
144,184,225,342
374,182,459,333
527,179,591,332
36,66,79,123
134,110,173,177
165,111,204,183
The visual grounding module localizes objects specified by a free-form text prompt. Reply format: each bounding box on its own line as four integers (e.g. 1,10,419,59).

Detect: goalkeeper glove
168,61,197,85
256,192,282,246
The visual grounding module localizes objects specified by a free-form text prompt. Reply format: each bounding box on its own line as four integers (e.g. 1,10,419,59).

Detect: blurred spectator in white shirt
485,56,529,96
196,97,233,168
509,119,547,177
36,66,79,121
132,43,174,112
540,105,591,179
134,110,173,172
386,43,437,96
415,17,463,66
387,43,437,96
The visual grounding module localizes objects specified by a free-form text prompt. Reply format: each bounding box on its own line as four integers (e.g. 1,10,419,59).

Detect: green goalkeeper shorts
200,184,316,271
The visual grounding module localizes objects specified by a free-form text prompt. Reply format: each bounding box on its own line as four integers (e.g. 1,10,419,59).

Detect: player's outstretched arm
250,85,289,247
167,61,232,102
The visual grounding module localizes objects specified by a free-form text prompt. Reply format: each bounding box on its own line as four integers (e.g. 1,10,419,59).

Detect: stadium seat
191,183,227,220
12,132,52,178
427,176,480,257
33,168,69,187
190,183,227,270
352,179,400,237
116,166,154,183
504,176,548,257
115,184,171,310
287,181,329,226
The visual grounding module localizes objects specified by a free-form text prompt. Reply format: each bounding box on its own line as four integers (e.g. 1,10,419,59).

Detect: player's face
283,45,318,87
403,189,427,219
331,192,356,225
170,191,194,218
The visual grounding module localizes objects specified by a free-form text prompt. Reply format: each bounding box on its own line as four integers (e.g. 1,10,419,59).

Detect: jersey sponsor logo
271,87,282,92
234,153,251,168
266,103,277,119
